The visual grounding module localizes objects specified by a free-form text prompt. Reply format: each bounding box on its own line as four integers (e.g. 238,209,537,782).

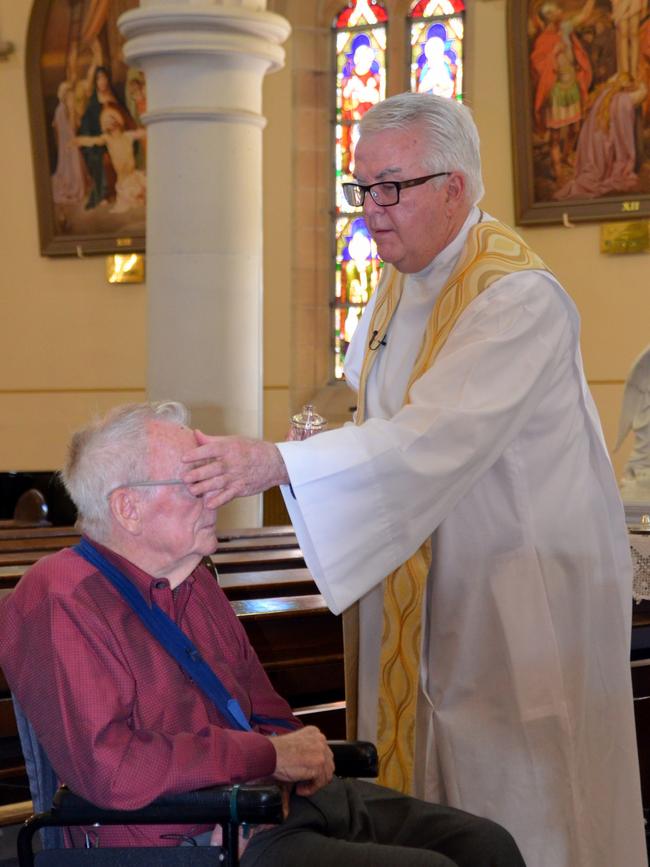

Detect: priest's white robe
277,210,647,867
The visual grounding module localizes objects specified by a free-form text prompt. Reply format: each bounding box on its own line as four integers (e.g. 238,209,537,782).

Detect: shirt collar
81,535,198,598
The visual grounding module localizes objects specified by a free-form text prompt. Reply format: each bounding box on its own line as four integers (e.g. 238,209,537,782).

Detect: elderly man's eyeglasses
106,479,189,499
341,172,451,208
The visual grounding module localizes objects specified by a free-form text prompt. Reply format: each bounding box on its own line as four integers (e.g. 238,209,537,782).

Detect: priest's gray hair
62,401,189,543
359,92,485,207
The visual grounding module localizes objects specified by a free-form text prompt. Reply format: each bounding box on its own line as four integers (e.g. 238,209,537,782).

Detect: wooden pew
219,569,316,600
0,525,300,562
0,526,79,540
0,525,296,542
0,533,79,551
0,535,300,555
0,564,317,601
0,526,304,590
232,595,344,715
0,547,306,574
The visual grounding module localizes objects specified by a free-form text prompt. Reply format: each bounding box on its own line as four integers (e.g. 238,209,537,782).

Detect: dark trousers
242,778,526,867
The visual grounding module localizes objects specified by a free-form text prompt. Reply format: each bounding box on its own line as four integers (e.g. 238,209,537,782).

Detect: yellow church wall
0,0,293,472
0,0,146,471
0,0,645,485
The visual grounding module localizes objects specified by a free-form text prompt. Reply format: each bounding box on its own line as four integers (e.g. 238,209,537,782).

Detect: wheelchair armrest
52,782,284,827
47,741,376,829
329,740,378,778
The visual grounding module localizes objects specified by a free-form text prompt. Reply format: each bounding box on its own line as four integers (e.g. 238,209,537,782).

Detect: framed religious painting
508,0,650,225
26,0,146,256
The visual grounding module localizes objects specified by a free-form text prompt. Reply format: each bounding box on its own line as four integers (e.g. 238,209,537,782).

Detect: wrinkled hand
270,726,334,797
182,430,289,509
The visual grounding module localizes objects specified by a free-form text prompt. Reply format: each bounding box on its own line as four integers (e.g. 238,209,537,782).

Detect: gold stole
343,219,549,793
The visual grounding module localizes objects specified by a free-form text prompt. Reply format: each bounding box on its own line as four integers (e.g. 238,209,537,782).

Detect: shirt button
153,580,167,590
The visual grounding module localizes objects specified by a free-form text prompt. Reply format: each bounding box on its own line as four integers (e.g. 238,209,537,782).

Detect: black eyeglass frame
341,172,451,208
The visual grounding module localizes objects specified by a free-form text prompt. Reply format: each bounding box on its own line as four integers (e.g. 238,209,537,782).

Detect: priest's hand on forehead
181,430,289,508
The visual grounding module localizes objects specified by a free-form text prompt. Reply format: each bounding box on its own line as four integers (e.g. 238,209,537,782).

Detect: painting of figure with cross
509,0,650,224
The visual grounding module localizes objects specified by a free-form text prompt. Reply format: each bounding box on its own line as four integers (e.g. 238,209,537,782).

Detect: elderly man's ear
109,489,143,535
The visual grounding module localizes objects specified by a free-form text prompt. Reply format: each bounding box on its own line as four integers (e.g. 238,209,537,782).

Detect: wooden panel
0,546,305,575
0,565,316,597
219,568,315,600
0,551,49,567
0,533,297,555
217,526,294,541
0,525,294,542
632,660,650,698
212,549,305,573
215,536,298,553
632,620,650,813
0,699,17,738
0,525,78,540
635,696,650,808
263,487,290,526
0,573,23,590
233,595,343,708
294,701,347,740
0,536,80,553
232,595,328,619
0,800,32,826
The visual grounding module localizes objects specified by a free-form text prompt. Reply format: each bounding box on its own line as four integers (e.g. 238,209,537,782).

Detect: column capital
119,4,291,72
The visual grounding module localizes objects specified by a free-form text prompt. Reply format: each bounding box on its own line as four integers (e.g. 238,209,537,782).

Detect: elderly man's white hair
358,91,485,207
62,401,189,543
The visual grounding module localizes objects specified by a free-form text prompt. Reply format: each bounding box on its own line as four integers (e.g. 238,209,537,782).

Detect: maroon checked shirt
0,539,299,847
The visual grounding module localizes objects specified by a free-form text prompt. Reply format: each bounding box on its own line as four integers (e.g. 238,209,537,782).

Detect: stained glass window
332,1,387,379
329,1,466,379
409,1,465,100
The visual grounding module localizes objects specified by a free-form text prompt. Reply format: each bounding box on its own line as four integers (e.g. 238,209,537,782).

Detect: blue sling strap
74,538,253,732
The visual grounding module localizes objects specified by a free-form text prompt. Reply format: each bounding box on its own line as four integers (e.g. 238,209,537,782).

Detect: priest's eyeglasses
341,172,451,208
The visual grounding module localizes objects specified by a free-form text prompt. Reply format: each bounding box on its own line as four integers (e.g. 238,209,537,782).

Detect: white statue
616,343,650,504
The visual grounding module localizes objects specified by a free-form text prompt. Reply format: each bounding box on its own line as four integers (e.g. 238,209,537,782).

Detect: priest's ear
108,488,143,536
446,171,466,206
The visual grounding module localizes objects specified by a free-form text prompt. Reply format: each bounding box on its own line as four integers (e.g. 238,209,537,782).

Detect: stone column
118,0,290,528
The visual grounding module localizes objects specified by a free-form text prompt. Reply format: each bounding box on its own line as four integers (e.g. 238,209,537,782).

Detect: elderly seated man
0,402,525,867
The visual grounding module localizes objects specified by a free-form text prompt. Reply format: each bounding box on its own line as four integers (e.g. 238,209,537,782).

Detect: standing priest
183,92,647,867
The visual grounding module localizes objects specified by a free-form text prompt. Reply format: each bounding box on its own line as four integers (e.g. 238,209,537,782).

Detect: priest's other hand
182,430,289,508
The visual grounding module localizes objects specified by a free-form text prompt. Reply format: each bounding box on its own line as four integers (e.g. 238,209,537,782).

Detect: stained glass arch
409,1,465,100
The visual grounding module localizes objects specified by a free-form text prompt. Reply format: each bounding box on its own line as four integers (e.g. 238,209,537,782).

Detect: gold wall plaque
106,253,145,284
600,221,650,255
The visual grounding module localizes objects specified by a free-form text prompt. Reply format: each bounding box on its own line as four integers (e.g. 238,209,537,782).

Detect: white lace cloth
630,532,650,602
